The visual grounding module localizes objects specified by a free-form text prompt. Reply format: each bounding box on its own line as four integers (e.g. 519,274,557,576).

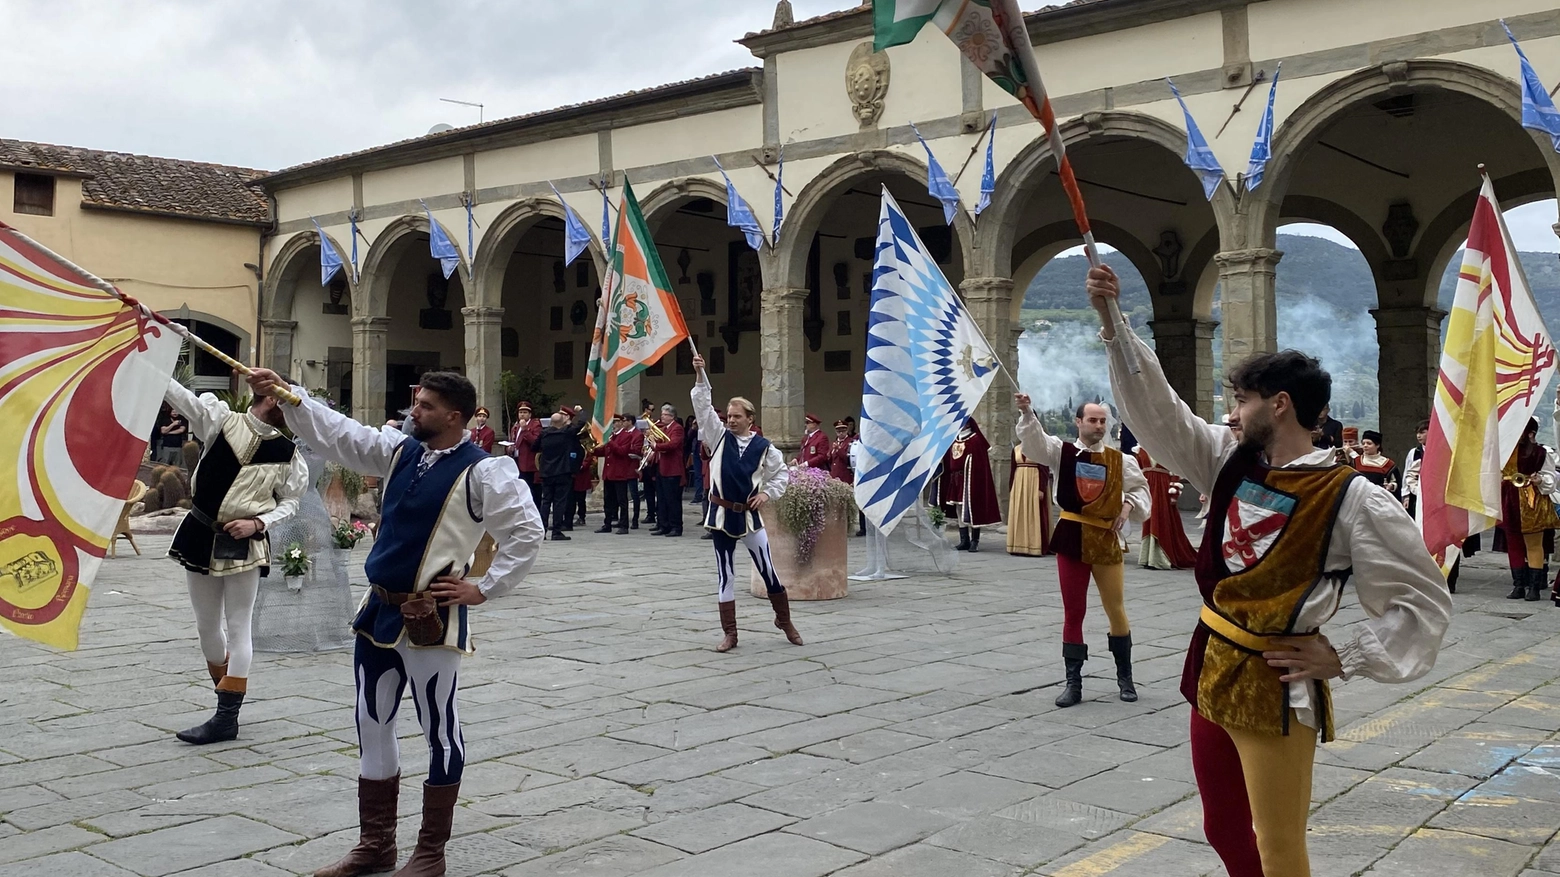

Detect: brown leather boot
769,591,804,645
314,775,399,877
392,781,459,877
715,601,738,652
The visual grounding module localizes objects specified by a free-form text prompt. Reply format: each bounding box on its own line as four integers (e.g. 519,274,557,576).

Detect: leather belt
1199,605,1315,653
710,495,754,514
187,507,225,533
1059,510,1113,530
371,585,416,606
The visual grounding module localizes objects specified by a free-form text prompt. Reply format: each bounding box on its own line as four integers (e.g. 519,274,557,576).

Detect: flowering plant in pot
279,542,310,592
774,465,856,563
331,519,372,550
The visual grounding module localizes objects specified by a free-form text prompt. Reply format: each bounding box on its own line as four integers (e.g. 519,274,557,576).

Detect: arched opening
639,180,761,422
165,311,247,394
365,224,468,422
267,234,354,407
1018,244,1152,433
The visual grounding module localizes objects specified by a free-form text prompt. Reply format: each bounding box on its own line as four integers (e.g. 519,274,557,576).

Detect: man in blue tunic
690,353,804,652
244,367,543,877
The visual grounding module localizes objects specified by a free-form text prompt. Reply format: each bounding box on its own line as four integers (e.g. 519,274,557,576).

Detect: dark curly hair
1226,350,1331,431
417,371,477,422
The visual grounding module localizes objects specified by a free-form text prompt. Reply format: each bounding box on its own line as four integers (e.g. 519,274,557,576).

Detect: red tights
1055,553,1129,643
1190,708,1314,877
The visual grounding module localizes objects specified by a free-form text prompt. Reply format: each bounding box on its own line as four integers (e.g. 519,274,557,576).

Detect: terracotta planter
750,505,848,600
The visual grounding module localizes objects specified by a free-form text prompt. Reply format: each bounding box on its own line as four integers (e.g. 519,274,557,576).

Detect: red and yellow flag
1421,175,1556,564
0,223,180,649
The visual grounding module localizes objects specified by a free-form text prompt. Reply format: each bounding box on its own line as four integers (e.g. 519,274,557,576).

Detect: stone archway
352,214,471,423
769,150,976,449
261,229,357,400
1247,59,1559,454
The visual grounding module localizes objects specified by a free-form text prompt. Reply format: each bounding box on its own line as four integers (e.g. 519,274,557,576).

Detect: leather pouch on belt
400,594,444,646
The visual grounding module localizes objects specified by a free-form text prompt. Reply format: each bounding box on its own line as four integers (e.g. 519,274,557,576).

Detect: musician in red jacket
596,414,642,534
796,413,830,469
508,401,542,488
470,407,496,453
652,404,686,537
828,419,856,484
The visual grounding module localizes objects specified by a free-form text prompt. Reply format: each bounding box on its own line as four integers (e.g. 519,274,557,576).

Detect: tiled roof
0,139,271,226
262,68,763,184
748,0,1127,39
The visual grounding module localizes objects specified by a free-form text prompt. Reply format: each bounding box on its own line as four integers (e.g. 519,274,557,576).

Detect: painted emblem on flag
1223,480,1298,571
1074,461,1107,505
957,344,997,381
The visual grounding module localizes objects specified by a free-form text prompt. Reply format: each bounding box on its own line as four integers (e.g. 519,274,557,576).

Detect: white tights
185,568,259,678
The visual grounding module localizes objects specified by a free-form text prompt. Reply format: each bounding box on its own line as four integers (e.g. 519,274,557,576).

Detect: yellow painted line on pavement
1050,833,1171,877
1338,654,1536,744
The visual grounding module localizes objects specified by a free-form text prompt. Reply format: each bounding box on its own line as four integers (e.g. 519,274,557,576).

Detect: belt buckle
732,502,748,513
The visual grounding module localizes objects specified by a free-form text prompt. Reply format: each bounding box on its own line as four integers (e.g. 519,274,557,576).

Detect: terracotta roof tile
0,139,271,226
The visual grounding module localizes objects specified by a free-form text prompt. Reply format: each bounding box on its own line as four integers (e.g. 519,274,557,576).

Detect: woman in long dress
1136,447,1198,570
1007,444,1053,556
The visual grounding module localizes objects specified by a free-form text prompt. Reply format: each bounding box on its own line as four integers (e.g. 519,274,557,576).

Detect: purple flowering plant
774,465,856,563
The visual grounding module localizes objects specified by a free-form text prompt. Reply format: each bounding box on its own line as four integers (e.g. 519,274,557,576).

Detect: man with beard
1016,399,1148,706
1091,263,1450,877
164,378,308,745
651,403,686,537
243,367,543,877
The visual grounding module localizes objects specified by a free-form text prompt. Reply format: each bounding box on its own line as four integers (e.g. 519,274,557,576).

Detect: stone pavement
4,515,1560,877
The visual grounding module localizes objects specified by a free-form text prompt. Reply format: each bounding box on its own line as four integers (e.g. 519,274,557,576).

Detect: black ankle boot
177,688,243,745
1108,634,1137,702
1055,643,1086,708
956,527,971,551
968,529,980,553
1508,568,1527,599
1527,566,1545,602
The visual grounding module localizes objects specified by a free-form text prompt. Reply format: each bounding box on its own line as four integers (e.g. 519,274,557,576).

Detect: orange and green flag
585,179,688,440
0,222,181,649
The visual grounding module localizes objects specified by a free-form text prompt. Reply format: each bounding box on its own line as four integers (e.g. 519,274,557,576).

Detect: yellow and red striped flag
584,179,688,441
0,223,180,649
1421,174,1556,564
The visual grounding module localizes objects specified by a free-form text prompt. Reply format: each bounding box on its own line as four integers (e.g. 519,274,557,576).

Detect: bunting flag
312,218,344,286
772,146,785,248
910,122,961,224
0,222,181,649
1244,63,1281,192
549,183,594,267
1421,173,1556,564
976,113,997,216
1502,20,1560,153
874,0,1139,371
712,157,766,251
465,197,477,278
855,188,999,535
585,179,690,440
420,201,462,280
349,211,360,279
1166,78,1226,200
600,178,612,251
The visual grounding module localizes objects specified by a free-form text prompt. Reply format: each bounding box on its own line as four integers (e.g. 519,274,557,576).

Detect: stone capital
260,319,298,332
460,305,505,323
351,315,392,332
1213,248,1283,272
1147,317,1218,339
957,276,1016,302
762,286,809,306
1369,304,1447,332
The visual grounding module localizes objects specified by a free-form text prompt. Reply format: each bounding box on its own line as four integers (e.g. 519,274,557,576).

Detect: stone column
259,319,297,376
351,315,390,425
960,277,1017,509
1147,317,1218,421
761,286,808,453
1371,305,1445,459
1215,248,1281,368
462,306,504,417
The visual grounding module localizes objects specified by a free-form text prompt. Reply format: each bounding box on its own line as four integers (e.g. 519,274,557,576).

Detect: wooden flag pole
3,226,302,406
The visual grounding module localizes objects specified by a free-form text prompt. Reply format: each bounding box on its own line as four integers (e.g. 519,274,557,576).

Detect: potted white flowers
279,541,310,592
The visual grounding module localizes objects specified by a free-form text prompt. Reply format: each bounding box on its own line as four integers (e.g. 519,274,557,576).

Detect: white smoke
1016,319,1145,415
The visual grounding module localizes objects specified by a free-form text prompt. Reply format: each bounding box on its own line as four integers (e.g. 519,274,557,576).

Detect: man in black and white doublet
246,367,543,877
164,378,308,746
691,354,805,652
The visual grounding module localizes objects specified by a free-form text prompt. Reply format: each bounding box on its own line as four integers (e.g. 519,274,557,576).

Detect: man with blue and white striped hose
244,367,543,877
691,353,803,652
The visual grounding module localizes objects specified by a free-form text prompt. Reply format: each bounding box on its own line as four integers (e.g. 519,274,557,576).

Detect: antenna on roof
439,97,484,123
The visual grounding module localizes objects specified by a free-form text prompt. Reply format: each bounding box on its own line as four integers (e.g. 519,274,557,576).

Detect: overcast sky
4,0,1556,251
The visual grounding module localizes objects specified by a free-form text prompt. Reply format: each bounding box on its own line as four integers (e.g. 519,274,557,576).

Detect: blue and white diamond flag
1244,63,1281,192
855,187,1000,534
1167,78,1225,200
713,156,766,252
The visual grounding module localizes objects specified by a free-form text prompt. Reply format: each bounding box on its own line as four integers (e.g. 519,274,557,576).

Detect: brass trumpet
640,417,669,473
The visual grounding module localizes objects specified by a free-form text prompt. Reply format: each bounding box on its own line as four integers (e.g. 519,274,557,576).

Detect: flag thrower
1,225,302,406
